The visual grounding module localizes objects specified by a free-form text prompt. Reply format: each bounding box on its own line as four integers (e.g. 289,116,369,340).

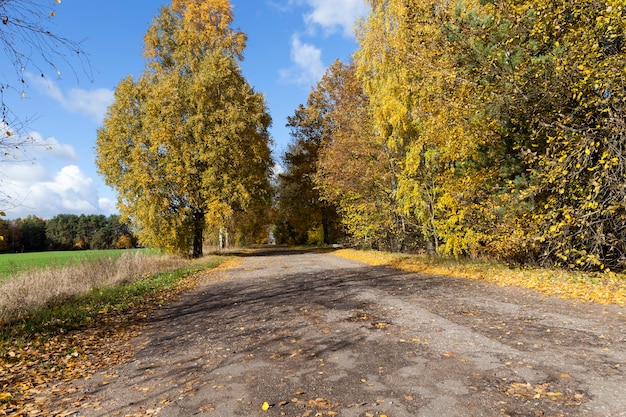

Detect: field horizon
0,248,147,279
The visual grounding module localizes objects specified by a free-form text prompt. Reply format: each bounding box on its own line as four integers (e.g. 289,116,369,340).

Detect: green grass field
0,249,147,279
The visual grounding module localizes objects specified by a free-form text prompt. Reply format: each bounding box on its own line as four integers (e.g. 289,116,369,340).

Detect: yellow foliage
351,0,626,270
116,235,133,250
312,60,408,250
335,249,626,306
96,0,273,257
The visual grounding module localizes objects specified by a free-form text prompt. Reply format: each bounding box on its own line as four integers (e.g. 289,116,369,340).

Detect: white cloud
98,197,117,215
303,0,368,37
39,136,79,161
1,163,48,184
279,34,325,85
27,73,114,123
275,0,368,85
25,131,79,161
1,164,116,219
2,126,78,166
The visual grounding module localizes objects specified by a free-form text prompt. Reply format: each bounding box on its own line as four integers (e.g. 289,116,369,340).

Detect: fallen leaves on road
0,261,237,416
504,380,588,406
335,249,626,305
0,318,142,415
263,392,344,416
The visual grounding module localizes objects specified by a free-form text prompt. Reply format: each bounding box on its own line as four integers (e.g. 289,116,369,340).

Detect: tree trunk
322,217,330,245
192,209,204,258
321,205,333,245
219,226,230,251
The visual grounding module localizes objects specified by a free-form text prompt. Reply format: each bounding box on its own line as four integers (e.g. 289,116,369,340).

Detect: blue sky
0,0,368,219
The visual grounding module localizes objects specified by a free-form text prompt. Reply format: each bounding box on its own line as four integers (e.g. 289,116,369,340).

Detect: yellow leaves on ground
0,322,142,413
0,263,231,415
336,249,626,306
505,380,587,406
258,392,349,416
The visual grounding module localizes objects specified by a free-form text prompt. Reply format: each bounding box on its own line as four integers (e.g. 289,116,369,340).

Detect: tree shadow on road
65,247,626,417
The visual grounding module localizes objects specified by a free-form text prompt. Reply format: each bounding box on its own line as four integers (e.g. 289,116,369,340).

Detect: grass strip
0,256,227,343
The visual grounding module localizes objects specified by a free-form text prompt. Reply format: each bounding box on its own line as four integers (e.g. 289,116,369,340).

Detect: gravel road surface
62,247,626,417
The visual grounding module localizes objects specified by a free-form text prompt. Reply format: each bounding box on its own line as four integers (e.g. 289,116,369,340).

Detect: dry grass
334,249,626,306
0,251,190,322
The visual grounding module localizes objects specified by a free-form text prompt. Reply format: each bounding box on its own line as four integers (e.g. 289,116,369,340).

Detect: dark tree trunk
322,215,330,245
192,209,205,259
321,205,333,245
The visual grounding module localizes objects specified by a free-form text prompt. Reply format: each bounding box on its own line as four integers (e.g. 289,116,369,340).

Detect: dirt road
61,247,626,416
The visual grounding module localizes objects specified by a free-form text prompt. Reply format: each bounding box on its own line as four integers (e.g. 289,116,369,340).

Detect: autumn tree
96,0,273,258
429,0,626,269
354,0,626,270
116,234,133,250
355,0,493,255
275,66,344,246
503,0,625,270
313,60,414,251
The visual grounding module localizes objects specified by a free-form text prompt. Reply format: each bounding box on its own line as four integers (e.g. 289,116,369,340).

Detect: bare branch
0,0,92,212
0,0,92,86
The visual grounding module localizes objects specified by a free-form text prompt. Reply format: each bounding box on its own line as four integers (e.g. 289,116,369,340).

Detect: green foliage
15,215,46,252
45,214,133,251
0,214,134,253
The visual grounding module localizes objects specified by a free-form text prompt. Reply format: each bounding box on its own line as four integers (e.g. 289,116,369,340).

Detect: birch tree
96,0,273,257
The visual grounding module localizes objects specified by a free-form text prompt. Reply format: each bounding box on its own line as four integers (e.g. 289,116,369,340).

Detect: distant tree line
0,214,137,253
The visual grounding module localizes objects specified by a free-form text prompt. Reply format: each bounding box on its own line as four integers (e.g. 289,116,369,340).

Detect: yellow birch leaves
346,0,626,269
96,0,273,256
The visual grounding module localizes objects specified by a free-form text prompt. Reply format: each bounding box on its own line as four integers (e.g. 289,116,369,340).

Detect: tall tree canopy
432,0,626,269
275,66,343,246
300,0,626,271
355,0,491,255
96,0,273,258
312,60,414,251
